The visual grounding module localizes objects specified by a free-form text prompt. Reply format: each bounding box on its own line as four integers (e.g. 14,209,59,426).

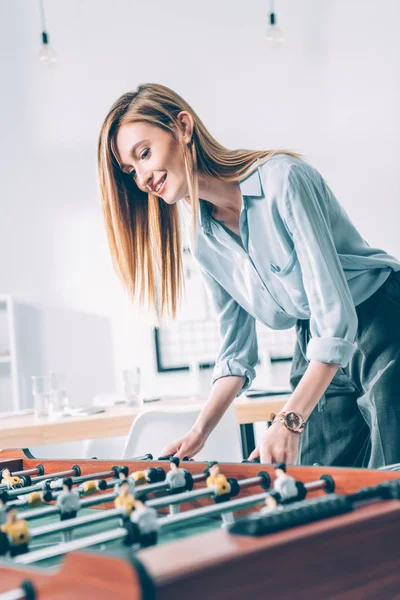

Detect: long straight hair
97,83,302,320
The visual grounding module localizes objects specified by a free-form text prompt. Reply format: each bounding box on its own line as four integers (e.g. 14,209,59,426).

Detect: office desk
0,394,290,457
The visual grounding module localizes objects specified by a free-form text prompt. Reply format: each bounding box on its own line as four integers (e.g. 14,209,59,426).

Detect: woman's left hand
248,421,300,464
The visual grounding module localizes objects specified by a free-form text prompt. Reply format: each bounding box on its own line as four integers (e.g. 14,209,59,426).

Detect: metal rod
17,491,270,565
16,527,128,564
21,473,206,521
12,465,43,477
30,468,79,484
29,472,270,538
0,589,26,600
30,508,123,539
158,492,268,531
304,480,327,492
29,487,215,538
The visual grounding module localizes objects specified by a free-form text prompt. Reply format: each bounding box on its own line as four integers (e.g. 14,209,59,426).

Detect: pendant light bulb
39,32,57,66
265,6,285,47
38,0,57,67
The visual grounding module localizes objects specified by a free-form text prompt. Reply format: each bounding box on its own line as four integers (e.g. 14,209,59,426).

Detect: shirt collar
199,162,263,234
238,162,263,198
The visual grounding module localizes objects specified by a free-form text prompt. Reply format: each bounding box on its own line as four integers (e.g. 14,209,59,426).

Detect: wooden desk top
0,394,289,449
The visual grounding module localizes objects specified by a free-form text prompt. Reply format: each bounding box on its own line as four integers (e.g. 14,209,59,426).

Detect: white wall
0,0,399,400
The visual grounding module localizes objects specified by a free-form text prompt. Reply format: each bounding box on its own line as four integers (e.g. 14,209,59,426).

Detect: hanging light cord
38,0,49,44
269,0,276,25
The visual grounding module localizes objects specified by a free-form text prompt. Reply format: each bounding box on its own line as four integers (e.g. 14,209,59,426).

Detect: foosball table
0,448,399,599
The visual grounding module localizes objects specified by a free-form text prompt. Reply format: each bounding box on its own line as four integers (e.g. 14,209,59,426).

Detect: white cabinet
0,295,20,412
0,295,116,413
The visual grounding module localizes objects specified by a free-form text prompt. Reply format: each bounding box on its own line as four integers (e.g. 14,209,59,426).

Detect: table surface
0,394,290,449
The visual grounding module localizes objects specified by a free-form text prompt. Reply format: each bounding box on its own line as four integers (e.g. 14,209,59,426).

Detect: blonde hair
97,83,303,320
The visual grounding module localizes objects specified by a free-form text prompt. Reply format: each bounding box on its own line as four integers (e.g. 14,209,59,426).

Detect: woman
98,83,400,467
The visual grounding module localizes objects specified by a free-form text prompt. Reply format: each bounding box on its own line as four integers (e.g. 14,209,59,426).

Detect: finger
173,446,189,460
160,440,182,456
260,448,272,465
159,447,174,457
247,446,260,461
270,448,285,464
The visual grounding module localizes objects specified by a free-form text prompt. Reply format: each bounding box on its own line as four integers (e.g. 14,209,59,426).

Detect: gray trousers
290,269,400,468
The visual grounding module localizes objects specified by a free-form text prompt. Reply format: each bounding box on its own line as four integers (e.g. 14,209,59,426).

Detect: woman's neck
197,173,243,223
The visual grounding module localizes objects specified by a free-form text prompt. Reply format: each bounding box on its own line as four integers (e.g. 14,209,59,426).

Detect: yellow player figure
79,479,108,495
206,462,231,504
1,505,30,557
25,491,51,508
1,468,23,490
259,491,283,514
114,480,136,517
132,470,149,486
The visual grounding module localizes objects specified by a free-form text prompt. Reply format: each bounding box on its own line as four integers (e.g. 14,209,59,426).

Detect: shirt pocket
269,248,297,278
268,249,310,315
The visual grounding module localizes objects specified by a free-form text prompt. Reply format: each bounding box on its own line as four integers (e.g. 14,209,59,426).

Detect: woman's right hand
159,427,207,460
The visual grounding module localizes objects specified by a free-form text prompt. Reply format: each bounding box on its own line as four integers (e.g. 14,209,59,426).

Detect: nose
135,166,152,191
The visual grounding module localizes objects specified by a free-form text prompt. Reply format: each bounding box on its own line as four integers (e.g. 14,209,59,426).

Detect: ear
176,111,194,143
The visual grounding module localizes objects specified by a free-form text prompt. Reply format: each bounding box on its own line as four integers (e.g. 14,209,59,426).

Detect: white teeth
154,175,166,192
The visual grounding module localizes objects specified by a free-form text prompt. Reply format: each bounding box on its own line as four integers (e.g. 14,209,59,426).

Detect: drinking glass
49,371,69,414
31,375,53,418
122,367,141,406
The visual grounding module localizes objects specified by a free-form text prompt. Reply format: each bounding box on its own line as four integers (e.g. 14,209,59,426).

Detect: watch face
285,412,301,429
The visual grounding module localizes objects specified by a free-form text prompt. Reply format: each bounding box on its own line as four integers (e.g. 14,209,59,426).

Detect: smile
154,174,167,194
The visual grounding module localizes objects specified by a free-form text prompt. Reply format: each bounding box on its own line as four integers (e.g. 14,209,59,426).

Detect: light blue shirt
191,154,400,393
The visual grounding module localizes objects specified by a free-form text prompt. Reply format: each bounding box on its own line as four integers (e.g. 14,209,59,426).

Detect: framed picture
153,245,295,373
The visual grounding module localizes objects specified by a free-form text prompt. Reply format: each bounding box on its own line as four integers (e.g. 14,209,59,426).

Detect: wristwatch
272,411,306,434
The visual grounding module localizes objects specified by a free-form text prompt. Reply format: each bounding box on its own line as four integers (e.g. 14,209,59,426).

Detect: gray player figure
114,466,136,495
166,457,187,515
0,492,7,526
273,463,299,502
129,494,159,548
56,477,81,542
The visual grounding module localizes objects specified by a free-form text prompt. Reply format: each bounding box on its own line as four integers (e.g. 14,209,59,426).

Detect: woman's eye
128,148,150,177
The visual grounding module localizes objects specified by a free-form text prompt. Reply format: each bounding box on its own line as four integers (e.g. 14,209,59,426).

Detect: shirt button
270,264,281,273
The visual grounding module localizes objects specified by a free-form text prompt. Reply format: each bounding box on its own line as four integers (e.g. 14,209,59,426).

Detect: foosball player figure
0,530,10,556
131,466,165,486
166,458,187,494
165,457,188,515
79,478,108,496
56,477,81,542
115,480,136,519
0,491,7,527
1,505,30,557
1,468,24,490
24,490,53,508
259,490,284,514
206,462,232,504
273,463,300,502
128,493,159,549
114,466,136,494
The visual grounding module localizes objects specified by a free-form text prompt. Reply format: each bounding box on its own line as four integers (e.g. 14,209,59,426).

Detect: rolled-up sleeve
195,261,258,394
283,164,358,367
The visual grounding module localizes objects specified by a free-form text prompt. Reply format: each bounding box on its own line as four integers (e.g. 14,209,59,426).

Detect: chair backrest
122,404,242,462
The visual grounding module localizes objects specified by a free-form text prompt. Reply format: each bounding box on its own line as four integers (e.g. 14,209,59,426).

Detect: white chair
28,441,89,459
82,436,127,459
121,403,242,462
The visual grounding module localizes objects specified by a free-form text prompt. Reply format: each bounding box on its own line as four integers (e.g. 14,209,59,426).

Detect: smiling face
116,120,190,205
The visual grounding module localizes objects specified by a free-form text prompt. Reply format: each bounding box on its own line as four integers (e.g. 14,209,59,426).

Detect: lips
153,174,167,193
